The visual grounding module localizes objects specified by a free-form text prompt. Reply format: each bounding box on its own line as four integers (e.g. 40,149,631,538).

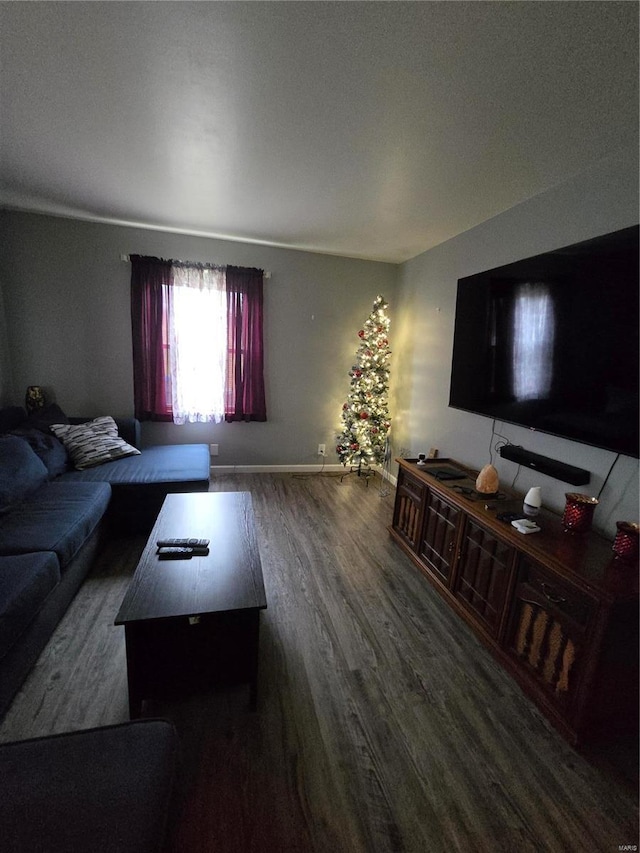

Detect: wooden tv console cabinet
389,458,638,745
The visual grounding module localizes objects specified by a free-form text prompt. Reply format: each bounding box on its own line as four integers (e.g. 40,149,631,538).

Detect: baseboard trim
211,463,346,474
210,464,397,484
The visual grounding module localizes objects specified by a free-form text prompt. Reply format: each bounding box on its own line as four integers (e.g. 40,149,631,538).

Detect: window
511,282,555,401
130,256,266,423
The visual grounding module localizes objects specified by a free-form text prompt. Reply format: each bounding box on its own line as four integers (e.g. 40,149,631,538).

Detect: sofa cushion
0,481,111,569
0,553,60,661
51,417,140,470
58,443,210,487
9,427,68,478
0,436,49,512
0,719,178,853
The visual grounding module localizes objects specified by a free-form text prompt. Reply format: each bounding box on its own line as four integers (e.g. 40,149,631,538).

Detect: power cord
291,447,330,478
489,418,512,465
511,466,521,490
597,453,620,500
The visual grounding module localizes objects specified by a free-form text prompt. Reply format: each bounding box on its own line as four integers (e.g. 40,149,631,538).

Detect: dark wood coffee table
115,491,267,717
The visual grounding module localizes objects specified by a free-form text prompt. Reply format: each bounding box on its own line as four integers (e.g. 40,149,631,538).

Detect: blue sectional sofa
0,719,178,853
63,414,211,534
0,404,210,719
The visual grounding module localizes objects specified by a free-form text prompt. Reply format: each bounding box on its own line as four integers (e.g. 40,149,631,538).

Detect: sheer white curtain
168,266,227,424
512,282,555,401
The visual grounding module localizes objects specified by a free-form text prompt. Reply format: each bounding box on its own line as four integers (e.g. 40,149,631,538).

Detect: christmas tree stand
340,460,375,486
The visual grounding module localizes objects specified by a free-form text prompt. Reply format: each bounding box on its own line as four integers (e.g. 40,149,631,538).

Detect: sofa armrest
113,418,141,448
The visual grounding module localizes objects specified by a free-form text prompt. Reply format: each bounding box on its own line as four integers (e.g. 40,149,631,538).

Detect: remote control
157,546,193,558
157,538,209,549
511,519,541,534
497,512,526,523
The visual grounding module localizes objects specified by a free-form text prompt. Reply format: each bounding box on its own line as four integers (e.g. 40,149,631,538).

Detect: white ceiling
1,2,637,263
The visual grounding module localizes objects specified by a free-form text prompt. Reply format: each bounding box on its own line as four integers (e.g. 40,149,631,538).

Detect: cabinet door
419,490,461,586
392,469,425,552
454,518,515,637
506,557,595,715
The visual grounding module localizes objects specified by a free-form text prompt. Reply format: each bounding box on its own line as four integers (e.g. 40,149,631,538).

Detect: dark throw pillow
0,435,49,511
9,427,69,478
26,403,69,433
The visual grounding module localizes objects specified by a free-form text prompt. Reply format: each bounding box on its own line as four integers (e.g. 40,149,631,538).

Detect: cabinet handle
448,540,454,553
540,582,566,605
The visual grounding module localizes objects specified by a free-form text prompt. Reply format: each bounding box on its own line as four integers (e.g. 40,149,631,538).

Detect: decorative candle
612,521,639,563
563,493,598,534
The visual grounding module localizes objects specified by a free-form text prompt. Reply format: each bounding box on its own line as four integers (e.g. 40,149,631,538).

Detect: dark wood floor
1,473,638,852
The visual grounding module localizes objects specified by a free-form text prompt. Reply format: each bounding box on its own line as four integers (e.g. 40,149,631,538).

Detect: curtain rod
120,254,271,278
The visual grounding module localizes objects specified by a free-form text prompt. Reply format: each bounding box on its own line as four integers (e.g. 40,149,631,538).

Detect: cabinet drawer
507,559,596,714
454,518,515,637
392,470,426,552
518,559,596,627
419,490,461,586
399,470,424,503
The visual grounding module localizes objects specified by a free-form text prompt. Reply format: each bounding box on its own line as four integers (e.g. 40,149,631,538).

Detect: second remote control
157,538,209,548
157,546,193,558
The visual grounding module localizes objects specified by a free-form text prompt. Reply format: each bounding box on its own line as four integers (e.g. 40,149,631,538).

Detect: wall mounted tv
449,225,639,458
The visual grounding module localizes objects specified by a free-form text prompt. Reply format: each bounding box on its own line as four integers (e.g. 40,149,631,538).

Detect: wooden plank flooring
1,473,637,852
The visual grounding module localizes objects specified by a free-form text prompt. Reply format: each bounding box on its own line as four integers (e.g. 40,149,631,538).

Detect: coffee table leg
124,625,143,719
248,612,260,711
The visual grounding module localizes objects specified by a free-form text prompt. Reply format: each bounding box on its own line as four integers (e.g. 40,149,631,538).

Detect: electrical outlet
209,443,219,456
317,444,326,456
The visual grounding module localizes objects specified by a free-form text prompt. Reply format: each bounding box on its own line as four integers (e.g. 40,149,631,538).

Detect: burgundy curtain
130,255,173,421
131,256,266,423
225,266,267,422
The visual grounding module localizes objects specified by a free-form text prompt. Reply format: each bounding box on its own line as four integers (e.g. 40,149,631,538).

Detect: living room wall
0,210,397,467
391,148,639,538
0,279,11,404
1,147,637,537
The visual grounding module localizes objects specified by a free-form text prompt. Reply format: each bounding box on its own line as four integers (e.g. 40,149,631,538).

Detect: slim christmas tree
336,295,391,472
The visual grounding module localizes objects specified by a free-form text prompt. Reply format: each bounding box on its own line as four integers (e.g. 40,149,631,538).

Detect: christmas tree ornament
336,295,391,478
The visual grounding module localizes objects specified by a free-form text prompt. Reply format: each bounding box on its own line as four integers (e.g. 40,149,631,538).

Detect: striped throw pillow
50,416,141,470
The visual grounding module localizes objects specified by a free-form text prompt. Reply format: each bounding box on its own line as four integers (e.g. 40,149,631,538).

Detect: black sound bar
498,445,590,486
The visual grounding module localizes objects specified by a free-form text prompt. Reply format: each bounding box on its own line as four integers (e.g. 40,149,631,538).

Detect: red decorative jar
563,493,599,534
612,521,639,563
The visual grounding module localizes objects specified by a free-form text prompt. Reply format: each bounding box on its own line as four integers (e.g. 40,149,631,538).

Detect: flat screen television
449,225,639,458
